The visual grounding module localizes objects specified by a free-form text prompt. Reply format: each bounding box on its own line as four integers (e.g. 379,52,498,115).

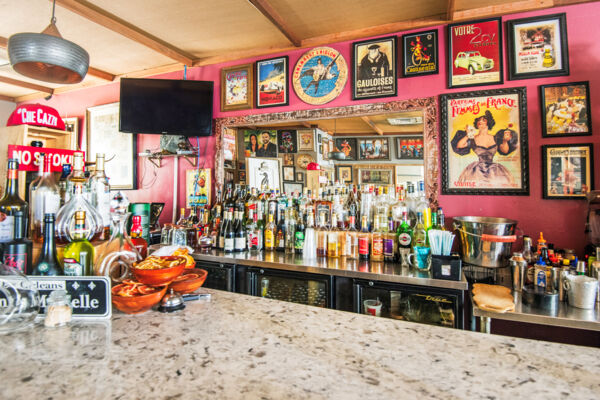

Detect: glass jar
0,263,40,333
161,223,173,245
44,290,72,328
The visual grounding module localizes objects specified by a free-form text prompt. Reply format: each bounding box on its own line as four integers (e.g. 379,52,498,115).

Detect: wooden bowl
111,284,167,314
132,257,186,285
168,268,208,294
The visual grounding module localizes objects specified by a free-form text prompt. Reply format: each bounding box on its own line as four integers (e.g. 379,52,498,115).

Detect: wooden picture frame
297,129,315,151
86,102,137,190
335,165,353,184
221,63,253,111
358,137,390,160
540,81,591,138
352,36,397,100
334,138,357,160
282,153,294,166
395,136,424,160
542,143,593,199
357,166,394,185
283,182,304,196
256,55,289,108
440,87,529,196
282,166,295,182
402,29,439,77
447,18,503,88
506,13,569,80
296,171,304,182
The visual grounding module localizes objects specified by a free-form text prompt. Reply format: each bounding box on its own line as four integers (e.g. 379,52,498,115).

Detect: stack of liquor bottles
0,151,148,276
191,182,444,264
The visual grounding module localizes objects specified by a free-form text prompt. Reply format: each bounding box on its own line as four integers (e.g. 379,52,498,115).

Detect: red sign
7,145,83,172
6,104,66,130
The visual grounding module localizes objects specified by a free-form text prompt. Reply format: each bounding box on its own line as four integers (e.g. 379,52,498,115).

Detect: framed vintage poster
277,130,297,153
358,137,390,160
292,46,348,105
246,157,281,192
185,168,212,208
395,136,424,160
282,153,294,166
335,165,353,184
220,63,253,111
540,81,591,137
357,167,394,185
402,29,438,77
297,129,315,151
352,36,397,100
223,128,236,168
237,170,246,183
440,87,529,195
507,13,569,80
542,144,593,199
254,130,277,158
334,138,357,160
86,102,137,190
447,18,503,88
256,56,289,108
282,166,295,182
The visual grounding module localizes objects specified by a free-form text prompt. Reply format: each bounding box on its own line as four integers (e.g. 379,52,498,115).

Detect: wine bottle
32,214,62,276
234,210,246,252
2,211,32,274
63,211,95,276
224,207,235,253
0,159,29,243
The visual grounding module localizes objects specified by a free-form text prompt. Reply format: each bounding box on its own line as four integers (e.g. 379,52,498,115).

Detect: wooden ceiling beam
447,0,456,21
86,66,115,81
451,0,554,21
0,36,7,48
361,116,384,135
54,0,195,66
0,75,53,94
247,0,302,47
0,94,15,102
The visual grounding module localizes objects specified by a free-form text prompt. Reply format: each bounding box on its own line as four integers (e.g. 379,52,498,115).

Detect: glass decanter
0,262,40,333
55,181,104,245
96,192,142,283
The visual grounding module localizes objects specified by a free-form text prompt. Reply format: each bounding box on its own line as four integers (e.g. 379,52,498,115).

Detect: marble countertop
2,289,599,399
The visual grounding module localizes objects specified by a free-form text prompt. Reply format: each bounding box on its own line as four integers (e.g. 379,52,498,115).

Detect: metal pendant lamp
328,119,346,161
8,0,89,84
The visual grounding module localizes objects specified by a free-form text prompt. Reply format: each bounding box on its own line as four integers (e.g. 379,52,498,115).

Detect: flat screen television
119,78,213,136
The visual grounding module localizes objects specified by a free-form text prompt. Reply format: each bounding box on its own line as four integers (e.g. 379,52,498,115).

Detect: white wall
0,100,15,126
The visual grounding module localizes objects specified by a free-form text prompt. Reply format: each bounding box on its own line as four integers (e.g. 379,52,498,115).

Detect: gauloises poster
442,88,529,195
448,18,503,88
352,36,397,100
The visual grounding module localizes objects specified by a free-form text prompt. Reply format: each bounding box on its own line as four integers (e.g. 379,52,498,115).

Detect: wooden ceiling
0,0,592,102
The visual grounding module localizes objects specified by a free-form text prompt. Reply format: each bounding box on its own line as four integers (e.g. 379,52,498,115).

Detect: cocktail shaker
510,252,527,292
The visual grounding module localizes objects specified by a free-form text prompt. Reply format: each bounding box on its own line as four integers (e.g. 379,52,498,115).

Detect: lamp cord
51,0,57,24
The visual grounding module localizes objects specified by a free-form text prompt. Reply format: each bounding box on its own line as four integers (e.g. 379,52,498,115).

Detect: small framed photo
297,129,314,151
246,157,281,192
323,140,329,159
507,13,569,80
335,165,353,184
317,133,322,143
357,167,394,185
256,55,289,108
254,130,277,158
319,144,323,155
282,153,294,166
282,166,295,182
358,137,390,160
396,136,424,160
447,18,503,88
277,129,297,153
221,63,253,111
283,182,303,196
296,171,304,182
352,36,397,100
540,81,591,137
334,138,357,160
237,170,246,183
542,143,593,199
402,29,438,77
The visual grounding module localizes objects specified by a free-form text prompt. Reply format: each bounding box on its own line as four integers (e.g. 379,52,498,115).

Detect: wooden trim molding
214,97,439,208
0,75,53,94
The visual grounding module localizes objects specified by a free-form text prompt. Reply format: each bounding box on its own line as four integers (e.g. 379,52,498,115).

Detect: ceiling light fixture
328,118,346,161
8,0,89,84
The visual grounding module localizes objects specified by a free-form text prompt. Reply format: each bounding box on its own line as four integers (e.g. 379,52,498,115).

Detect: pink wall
21,3,600,254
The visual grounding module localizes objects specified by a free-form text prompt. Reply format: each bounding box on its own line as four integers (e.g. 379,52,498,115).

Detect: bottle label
249,233,258,249
224,238,234,252
358,237,369,255
36,262,50,274
219,236,225,249
235,237,246,250
294,231,305,249
63,259,83,276
0,216,15,243
398,232,411,247
372,238,383,256
3,252,27,273
535,269,547,287
383,239,395,257
265,231,274,248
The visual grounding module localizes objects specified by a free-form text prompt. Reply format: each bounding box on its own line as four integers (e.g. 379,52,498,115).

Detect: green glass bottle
63,210,95,276
412,212,427,251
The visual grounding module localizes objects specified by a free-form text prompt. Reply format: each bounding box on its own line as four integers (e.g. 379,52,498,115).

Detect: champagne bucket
453,216,518,268
564,275,598,309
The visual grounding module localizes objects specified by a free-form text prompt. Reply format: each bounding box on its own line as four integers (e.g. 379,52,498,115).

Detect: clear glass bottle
58,163,72,207
327,213,340,258
370,218,384,262
345,214,359,260
264,213,276,251
89,153,111,240
65,152,88,204
55,181,104,245
302,213,316,260
0,261,39,333
63,211,95,276
316,214,328,258
96,192,142,283
412,212,427,251
30,154,60,243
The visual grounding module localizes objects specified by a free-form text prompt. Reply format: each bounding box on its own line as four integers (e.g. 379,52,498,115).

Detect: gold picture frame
221,63,254,111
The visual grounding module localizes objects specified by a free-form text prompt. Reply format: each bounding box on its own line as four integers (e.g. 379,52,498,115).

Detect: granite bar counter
192,250,468,290
2,289,599,399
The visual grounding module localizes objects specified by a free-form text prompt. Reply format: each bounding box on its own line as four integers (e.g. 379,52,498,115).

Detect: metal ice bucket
453,216,517,268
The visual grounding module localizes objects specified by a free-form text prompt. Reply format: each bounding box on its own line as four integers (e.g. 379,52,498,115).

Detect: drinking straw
427,230,455,256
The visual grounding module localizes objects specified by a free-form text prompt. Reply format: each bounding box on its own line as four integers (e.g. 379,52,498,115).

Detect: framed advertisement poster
352,36,397,100
277,129,297,153
292,46,348,105
297,129,315,151
447,18,503,88
542,144,593,199
395,136,424,160
186,168,212,208
246,157,281,192
358,137,390,160
402,29,438,77
256,56,289,108
440,87,529,195
507,13,569,80
334,138,357,160
220,63,253,111
540,81,591,137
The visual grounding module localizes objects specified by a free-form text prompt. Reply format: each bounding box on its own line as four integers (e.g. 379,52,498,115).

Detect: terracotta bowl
168,268,208,294
111,284,167,314
132,257,186,286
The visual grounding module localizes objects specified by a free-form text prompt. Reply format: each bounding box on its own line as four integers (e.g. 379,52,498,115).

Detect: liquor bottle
0,159,29,243
316,214,328,258
383,218,397,262
65,152,88,204
370,217,384,262
62,211,95,276
212,190,223,222
55,181,103,244
412,212,427,250
397,211,413,252
177,208,187,226
24,142,43,203
210,213,220,249
358,216,371,261
30,154,60,243
344,185,359,226
224,208,235,253
247,211,263,253
327,213,340,258
198,226,213,252
285,206,296,255
129,215,148,258
302,213,316,260
58,163,72,207
275,212,286,252
294,210,305,255
264,214,276,251
218,209,228,250
32,214,62,276
234,209,246,252
89,153,111,240
344,214,359,260
2,211,32,273
315,192,332,227
436,207,446,231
